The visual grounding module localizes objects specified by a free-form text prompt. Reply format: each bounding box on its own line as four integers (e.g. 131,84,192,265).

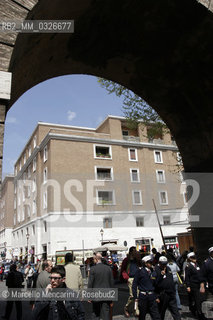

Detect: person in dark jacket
151,256,181,320
200,246,213,295
2,264,24,320
32,265,85,320
176,250,188,274
151,248,161,266
88,252,114,320
133,255,161,320
185,252,207,320
120,247,141,317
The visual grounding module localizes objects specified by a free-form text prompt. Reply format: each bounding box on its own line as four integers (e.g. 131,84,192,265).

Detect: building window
33,200,36,214
13,214,16,226
94,145,112,159
22,208,25,221
15,167,17,176
97,191,115,205
17,209,20,223
156,170,165,183
132,190,142,205
32,224,35,235
28,146,32,157
24,153,26,164
28,166,31,178
18,195,21,206
32,178,36,192
33,136,37,149
154,150,163,163
19,161,22,171
26,205,30,217
128,148,138,161
159,191,168,205
95,167,113,180
103,218,112,228
122,130,129,136
43,191,47,209
130,168,140,182
14,198,16,209
43,167,48,183
163,215,171,225
154,151,163,163
44,146,48,162
44,221,47,232
33,157,36,172
136,217,144,227
27,186,31,198
14,183,17,194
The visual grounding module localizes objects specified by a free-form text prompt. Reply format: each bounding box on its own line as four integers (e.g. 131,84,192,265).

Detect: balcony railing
97,173,112,180
148,138,165,145
123,136,140,142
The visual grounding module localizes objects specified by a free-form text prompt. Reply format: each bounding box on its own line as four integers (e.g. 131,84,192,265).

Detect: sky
3,75,124,176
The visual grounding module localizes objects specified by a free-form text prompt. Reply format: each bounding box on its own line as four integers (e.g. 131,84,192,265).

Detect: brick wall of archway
0,0,213,257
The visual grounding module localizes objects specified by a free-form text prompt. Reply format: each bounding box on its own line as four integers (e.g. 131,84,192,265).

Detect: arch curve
0,0,213,256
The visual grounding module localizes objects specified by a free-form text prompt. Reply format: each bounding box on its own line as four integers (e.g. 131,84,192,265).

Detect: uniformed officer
132,255,161,320
151,256,181,320
200,246,213,295
185,252,207,320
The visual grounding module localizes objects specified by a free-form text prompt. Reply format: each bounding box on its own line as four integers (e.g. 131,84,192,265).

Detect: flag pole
152,199,167,253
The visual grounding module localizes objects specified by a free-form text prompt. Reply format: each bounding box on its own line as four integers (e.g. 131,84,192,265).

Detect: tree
98,78,166,139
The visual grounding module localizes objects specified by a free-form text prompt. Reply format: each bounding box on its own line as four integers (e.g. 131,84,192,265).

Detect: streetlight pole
100,229,104,245
4,242,7,260
26,233,30,263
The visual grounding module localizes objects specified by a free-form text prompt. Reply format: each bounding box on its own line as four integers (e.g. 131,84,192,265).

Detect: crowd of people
0,246,212,320
121,246,213,320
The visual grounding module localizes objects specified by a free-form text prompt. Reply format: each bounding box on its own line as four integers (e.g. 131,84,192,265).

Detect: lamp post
4,242,7,259
26,233,30,263
100,229,104,245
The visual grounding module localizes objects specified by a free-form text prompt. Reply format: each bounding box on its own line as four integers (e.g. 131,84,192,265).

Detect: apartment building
12,116,188,262
0,175,14,260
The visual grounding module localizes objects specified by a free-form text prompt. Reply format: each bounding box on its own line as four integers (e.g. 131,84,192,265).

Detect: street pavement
0,280,213,319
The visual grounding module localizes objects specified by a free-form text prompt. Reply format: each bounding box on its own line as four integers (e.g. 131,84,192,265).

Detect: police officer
151,256,181,320
200,246,213,295
132,255,161,320
185,252,207,320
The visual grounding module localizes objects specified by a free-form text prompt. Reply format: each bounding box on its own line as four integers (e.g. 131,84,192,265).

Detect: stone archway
0,0,213,257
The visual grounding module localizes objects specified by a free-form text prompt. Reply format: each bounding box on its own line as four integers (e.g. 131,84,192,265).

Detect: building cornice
37,121,96,131
39,132,179,151
14,131,178,180
12,208,188,231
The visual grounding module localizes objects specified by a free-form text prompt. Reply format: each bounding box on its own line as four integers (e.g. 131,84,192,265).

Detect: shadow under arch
5,0,213,258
